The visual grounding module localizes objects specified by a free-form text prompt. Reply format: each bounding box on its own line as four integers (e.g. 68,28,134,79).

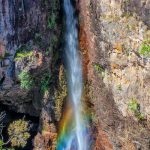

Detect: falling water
56,0,88,150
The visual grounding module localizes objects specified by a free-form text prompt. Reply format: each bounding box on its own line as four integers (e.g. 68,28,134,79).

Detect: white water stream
60,0,88,149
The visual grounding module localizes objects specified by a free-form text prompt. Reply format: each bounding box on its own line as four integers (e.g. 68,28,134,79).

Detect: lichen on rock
77,0,150,149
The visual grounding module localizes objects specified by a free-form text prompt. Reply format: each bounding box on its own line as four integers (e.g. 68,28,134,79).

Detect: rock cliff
78,0,150,149
0,0,150,150
0,0,62,149
0,0,61,116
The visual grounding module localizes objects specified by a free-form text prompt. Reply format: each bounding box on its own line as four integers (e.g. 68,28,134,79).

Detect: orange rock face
34,132,57,150
79,25,90,79
77,0,96,80
94,129,113,150
77,1,115,149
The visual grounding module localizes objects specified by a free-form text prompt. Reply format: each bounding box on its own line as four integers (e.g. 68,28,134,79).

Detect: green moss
0,140,5,150
93,63,105,78
47,0,59,30
48,13,56,29
139,39,150,57
40,72,51,93
128,98,145,121
18,70,34,90
128,99,139,112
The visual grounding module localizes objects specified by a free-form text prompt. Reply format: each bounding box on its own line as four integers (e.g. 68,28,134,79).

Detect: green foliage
45,47,52,56
46,35,58,56
93,63,104,72
139,39,150,57
14,44,33,61
47,0,59,30
128,99,139,112
48,13,56,29
93,63,105,78
128,98,144,121
0,140,14,150
15,51,33,61
40,72,51,93
18,70,34,90
0,140,4,149
116,84,122,91
8,119,30,148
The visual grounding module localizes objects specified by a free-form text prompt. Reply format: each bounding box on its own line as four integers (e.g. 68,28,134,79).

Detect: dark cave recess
0,103,39,150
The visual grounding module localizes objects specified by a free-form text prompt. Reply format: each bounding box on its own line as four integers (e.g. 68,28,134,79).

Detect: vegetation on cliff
18,70,34,90
0,112,31,149
0,0,149,149
139,39,150,57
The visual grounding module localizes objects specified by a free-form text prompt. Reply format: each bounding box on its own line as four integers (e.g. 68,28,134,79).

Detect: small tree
8,119,31,148
128,98,144,121
139,39,150,57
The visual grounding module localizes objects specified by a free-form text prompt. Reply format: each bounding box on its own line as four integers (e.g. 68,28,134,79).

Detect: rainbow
56,103,90,150
56,105,75,149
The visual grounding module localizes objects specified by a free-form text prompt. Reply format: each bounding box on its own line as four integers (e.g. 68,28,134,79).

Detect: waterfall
56,0,88,149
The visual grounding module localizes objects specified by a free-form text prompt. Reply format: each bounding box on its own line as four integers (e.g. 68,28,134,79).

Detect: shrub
0,139,4,149
128,98,144,121
139,39,150,57
8,119,31,148
93,63,105,78
15,51,33,61
47,0,59,30
0,112,15,150
54,66,67,121
0,140,14,150
128,99,139,111
18,70,34,90
48,13,56,29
